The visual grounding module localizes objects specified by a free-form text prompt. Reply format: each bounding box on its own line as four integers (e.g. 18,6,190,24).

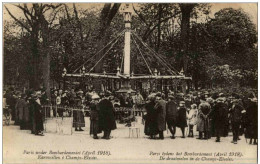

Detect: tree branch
49,8,62,27
43,4,63,13
142,11,181,40
64,4,71,22
133,5,148,26
106,3,121,25
5,6,31,32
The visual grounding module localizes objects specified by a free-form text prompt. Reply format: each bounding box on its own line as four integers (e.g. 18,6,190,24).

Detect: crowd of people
144,91,257,145
3,86,258,144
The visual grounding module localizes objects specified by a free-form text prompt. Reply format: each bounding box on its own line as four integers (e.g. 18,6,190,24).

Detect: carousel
62,4,191,95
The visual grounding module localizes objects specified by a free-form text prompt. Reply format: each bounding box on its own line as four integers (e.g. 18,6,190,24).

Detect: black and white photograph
2,1,258,163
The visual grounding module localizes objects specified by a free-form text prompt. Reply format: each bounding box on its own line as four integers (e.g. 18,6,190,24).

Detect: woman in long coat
144,96,158,139
30,92,44,136
89,94,102,139
17,94,30,130
166,95,178,139
212,98,227,142
245,98,258,144
196,101,211,139
72,91,85,131
176,101,188,138
154,96,167,139
98,93,117,139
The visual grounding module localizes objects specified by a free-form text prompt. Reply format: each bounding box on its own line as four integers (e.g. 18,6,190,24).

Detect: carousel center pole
122,5,132,90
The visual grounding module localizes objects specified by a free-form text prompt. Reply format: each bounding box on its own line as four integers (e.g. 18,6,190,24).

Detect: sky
3,3,257,26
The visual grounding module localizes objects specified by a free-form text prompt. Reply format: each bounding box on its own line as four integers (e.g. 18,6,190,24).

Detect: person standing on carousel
72,89,85,131
99,91,117,140
89,94,101,139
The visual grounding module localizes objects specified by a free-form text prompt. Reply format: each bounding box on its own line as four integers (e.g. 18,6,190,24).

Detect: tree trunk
41,17,51,99
179,4,196,94
180,4,195,74
29,27,41,90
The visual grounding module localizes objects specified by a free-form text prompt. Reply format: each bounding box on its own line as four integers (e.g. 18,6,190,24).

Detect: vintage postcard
2,1,258,164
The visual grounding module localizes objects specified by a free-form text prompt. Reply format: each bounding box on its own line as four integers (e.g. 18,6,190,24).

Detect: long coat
89,102,102,135
154,100,166,131
30,99,44,133
16,98,29,121
16,98,30,129
230,101,243,124
245,101,257,139
166,100,178,124
176,106,188,128
98,99,117,131
72,96,85,128
197,102,211,132
144,101,158,135
212,101,227,136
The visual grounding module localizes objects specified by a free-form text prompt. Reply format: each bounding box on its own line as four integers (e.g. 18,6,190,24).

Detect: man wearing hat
30,91,44,136
166,95,178,139
176,101,187,138
99,91,117,139
72,89,85,131
230,94,244,144
245,97,258,145
212,97,227,142
154,93,166,139
196,97,211,140
16,93,29,130
89,94,101,139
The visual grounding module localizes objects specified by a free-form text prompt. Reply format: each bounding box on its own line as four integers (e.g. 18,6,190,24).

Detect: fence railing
41,105,146,135
42,105,146,119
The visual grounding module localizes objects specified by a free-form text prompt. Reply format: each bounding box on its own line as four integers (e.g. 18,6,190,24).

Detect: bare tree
5,3,62,98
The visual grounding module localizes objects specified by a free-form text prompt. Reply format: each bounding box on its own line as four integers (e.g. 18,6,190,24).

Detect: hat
64,90,68,93
206,97,214,104
191,104,197,109
156,92,162,97
92,94,100,100
251,98,257,102
180,101,185,104
148,93,156,100
77,89,83,94
219,93,224,97
36,91,41,96
216,97,224,102
168,95,174,99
